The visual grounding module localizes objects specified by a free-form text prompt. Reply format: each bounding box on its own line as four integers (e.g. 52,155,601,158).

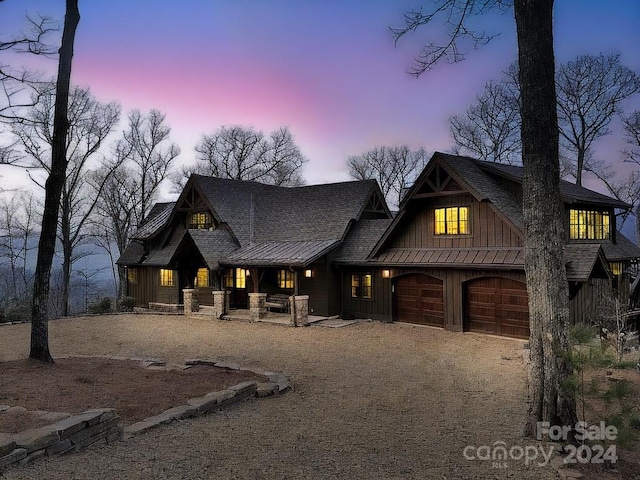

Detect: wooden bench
265,294,290,313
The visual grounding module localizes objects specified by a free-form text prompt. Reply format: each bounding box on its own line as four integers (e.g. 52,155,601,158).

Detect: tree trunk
61,237,72,316
29,0,80,363
576,148,584,186
515,0,577,438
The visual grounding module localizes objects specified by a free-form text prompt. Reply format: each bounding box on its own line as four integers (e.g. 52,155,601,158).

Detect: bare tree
347,145,428,209
0,190,37,300
177,125,307,189
31,0,80,361
392,0,578,436
95,109,179,297
557,53,640,186
11,83,120,316
622,111,640,243
450,78,521,164
0,13,58,128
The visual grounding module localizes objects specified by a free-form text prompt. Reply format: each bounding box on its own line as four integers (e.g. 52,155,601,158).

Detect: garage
394,274,444,327
465,277,529,339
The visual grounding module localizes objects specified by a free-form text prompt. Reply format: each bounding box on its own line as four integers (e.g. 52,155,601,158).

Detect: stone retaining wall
0,408,122,470
0,358,290,472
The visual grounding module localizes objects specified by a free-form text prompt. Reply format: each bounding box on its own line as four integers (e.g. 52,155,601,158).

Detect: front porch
182,289,312,326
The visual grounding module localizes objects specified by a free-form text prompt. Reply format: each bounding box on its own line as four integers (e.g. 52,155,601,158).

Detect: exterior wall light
382,269,391,278
305,269,312,278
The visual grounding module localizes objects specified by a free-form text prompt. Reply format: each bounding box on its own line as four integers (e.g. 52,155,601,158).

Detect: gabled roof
192,175,388,246
564,243,611,282
119,175,392,267
371,152,638,260
331,219,394,265
188,228,239,269
131,202,175,240
478,161,631,209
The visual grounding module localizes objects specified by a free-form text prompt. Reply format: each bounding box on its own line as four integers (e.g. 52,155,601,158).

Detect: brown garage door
465,277,529,338
395,274,444,327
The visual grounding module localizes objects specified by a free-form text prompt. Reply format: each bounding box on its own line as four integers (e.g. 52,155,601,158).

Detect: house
117,175,392,317
338,152,640,338
118,152,640,339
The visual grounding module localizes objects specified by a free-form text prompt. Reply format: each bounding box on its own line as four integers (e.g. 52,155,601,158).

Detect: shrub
118,296,135,312
88,297,112,314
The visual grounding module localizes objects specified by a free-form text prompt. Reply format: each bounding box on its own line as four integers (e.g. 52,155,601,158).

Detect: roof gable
192,176,389,246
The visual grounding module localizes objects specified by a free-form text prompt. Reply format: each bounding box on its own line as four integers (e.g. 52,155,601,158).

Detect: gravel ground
0,314,560,479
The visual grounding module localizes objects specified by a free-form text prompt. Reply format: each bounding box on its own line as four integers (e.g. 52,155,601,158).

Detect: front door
224,268,249,308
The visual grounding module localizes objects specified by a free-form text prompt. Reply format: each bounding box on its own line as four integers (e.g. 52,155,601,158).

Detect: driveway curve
1,315,558,479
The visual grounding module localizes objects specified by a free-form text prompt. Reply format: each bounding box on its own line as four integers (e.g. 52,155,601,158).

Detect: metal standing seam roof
223,239,340,267
370,247,525,268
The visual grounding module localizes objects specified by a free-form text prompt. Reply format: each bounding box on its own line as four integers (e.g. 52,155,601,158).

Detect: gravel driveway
1,314,559,479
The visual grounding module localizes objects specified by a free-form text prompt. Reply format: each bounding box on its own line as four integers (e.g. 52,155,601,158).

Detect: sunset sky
1,1,640,194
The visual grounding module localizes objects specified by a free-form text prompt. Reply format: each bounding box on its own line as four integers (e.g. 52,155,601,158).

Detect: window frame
277,269,294,289
351,273,372,299
569,208,610,240
127,267,138,285
187,212,214,230
159,269,175,287
434,206,470,236
196,267,209,288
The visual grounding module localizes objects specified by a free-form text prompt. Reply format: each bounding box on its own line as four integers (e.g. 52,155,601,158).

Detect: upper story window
434,206,469,235
187,212,213,230
278,270,294,289
569,209,610,240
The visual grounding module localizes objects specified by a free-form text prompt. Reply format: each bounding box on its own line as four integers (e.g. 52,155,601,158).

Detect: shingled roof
192,175,385,246
119,175,391,268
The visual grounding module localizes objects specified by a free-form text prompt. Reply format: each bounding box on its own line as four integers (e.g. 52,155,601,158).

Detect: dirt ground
0,357,264,433
0,314,637,479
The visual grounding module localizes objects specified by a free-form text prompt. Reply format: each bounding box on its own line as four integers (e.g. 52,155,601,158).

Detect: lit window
434,207,469,235
235,268,247,289
196,268,209,287
160,269,175,287
278,270,294,289
609,262,623,276
224,269,234,288
187,212,213,229
127,267,138,285
351,273,372,299
569,209,610,240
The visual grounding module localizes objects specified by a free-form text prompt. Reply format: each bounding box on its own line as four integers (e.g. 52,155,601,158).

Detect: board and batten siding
341,268,393,322
299,258,342,317
388,195,523,250
341,267,527,332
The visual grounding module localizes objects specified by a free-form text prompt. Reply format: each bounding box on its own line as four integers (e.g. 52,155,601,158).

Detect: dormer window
188,212,213,230
569,209,610,240
434,207,469,235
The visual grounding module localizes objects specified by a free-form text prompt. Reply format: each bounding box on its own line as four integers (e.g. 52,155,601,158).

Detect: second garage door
465,277,529,338
395,274,444,327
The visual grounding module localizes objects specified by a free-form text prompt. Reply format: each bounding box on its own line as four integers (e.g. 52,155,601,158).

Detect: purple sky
2,1,640,195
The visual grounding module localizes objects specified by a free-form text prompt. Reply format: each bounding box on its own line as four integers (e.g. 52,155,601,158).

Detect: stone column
248,293,267,322
212,290,228,319
183,289,199,317
291,295,309,327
